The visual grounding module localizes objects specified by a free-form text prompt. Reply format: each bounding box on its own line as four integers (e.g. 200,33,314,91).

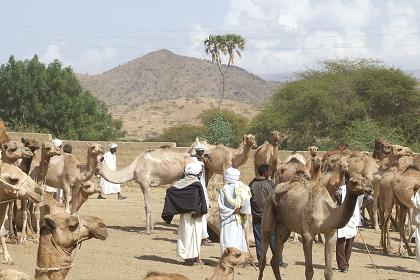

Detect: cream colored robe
410,191,420,262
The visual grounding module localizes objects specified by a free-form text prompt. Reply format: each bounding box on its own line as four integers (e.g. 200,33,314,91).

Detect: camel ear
41,217,56,231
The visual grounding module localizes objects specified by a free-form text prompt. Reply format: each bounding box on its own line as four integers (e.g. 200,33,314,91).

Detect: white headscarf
52,139,63,148
184,161,203,176
109,143,117,149
224,167,240,184
195,143,208,151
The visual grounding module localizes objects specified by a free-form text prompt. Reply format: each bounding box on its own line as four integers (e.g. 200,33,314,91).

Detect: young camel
0,163,43,264
258,171,372,280
45,143,105,214
142,247,252,280
254,131,285,178
98,147,195,233
0,211,108,280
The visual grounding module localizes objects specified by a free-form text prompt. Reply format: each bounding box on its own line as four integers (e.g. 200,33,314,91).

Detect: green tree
202,114,234,146
204,34,245,109
150,124,203,147
249,58,420,151
0,55,125,140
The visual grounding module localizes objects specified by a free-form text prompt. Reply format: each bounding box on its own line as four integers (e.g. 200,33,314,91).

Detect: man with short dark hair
249,164,287,267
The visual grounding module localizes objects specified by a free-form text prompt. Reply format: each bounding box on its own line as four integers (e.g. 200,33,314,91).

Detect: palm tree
204,34,245,109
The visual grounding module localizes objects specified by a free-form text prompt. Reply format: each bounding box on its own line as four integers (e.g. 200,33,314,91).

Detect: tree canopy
0,55,125,140
249,58,420,151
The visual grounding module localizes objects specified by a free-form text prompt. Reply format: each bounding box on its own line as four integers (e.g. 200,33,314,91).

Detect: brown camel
0,162,43,264
306,146,321,180
258,171,372,280
203,134,257,185
275,155,310,184
254,131,286,178
0,211,108,280
45,143,104,214
98,147,195,233
0,120,10,144
142,247,252,280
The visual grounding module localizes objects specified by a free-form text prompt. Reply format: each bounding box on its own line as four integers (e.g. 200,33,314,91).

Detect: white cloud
76,45,117,74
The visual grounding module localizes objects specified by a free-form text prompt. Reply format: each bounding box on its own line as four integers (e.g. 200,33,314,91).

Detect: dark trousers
253,222,283,263
336,237,354,269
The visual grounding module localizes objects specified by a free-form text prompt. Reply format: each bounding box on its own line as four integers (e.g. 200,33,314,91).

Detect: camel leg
139,182,153,234
258,210,276,280
71,184,80,214
34,204,40,242
397,204,414,256
381,202,394,254
7,202,15,237
0,205,13,264
270,224,289,280
324,231,336,280
372,182,380,232
20,199,28,244
302,233,314,280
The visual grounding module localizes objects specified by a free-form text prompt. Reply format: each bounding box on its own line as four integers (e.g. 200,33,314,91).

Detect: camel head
242,134,257,149
221,247,253,267
88,143,106,157
40,213,108,248
0,162,43,203
345,172,373,196
80,180,101,197
21,137,41,152
391,144,413,157
42,141,62,158
307,146,318,158
0,141,33,163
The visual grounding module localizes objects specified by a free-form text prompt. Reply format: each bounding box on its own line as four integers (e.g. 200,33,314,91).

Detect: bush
202,114,234,146
150,124,203,147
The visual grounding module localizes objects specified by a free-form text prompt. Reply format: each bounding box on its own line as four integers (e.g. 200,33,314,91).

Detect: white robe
410,191,420,262
177,213,203,260
100,152,121,194
218,182,251,254
337,185,364,239
199,171,210,239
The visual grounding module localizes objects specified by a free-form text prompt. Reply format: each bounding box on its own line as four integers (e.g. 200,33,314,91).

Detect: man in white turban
98,143,126,200
218,167,252,255
161,161,207,265
411,184,420,262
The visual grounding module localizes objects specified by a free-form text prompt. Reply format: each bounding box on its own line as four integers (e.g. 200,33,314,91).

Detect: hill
77,49,280,140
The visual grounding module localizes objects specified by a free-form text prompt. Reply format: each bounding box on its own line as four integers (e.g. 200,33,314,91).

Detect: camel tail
99,155,139,184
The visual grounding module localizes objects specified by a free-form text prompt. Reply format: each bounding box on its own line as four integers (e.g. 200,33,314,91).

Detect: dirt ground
3,188,420,280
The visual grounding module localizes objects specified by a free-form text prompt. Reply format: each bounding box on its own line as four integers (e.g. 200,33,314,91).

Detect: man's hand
191,211,201,219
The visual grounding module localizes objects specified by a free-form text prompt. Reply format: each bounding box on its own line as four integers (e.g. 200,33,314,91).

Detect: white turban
184,162,203,176
52,139,63,148
109,143,117,149
194,143,208,151
224,167,240,184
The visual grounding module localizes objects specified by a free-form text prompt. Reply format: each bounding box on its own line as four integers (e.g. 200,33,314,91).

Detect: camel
202,134,257,185
306,146,322,180
274,155,310,184
0,162,43,264
0,141,33,164
254,131,286,178
0,120,10,144
98,146,195,233
258,171,372,280
142,247,252,280
19,138,41,174
45,143,104,214
0,211,108,280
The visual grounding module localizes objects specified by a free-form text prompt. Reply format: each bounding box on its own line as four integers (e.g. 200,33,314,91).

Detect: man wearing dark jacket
250,164,287,267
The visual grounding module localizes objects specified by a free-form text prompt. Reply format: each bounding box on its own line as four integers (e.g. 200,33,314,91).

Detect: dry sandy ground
3,188,420,280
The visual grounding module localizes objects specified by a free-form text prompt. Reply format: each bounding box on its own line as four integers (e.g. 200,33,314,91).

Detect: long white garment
177,213,203,259
199,170,210,239
337,185,364,239
218,182,252,254
410,191,420,262
100,151,121,194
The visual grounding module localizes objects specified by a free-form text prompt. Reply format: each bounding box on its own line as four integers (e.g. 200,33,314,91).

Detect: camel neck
232,143,251,167
20,157,33,174
208,263,234,280
37,155,51,185
35,234,73,280
329,185,358,230
78,152,96,181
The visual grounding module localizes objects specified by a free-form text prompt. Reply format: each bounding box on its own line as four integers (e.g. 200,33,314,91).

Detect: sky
1,0,420,77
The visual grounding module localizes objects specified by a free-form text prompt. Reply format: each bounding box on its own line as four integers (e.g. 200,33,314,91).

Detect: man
250,164,287,267
336,184,364,273
161,161,208,265
98,143,126,200
192,144,211,244
411,184,420,262
218,167,251,254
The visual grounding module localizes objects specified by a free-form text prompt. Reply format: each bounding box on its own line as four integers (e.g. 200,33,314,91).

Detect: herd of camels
0,120,419,280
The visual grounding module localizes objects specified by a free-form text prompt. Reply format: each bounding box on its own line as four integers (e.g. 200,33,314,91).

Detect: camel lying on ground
0,162,43,264
142,247,252,280
98,146,195,233
258,171,372,280
45,143,104,214
0,211,108,280
254,131,286,178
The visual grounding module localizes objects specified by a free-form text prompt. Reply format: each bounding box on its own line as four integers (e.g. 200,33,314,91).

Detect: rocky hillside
77,49,280,107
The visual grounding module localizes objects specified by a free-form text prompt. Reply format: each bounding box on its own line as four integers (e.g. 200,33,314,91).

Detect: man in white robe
411,184,420,262
175,162,206,265
98,143,126,200
218,167,252,255
336,184,364,273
